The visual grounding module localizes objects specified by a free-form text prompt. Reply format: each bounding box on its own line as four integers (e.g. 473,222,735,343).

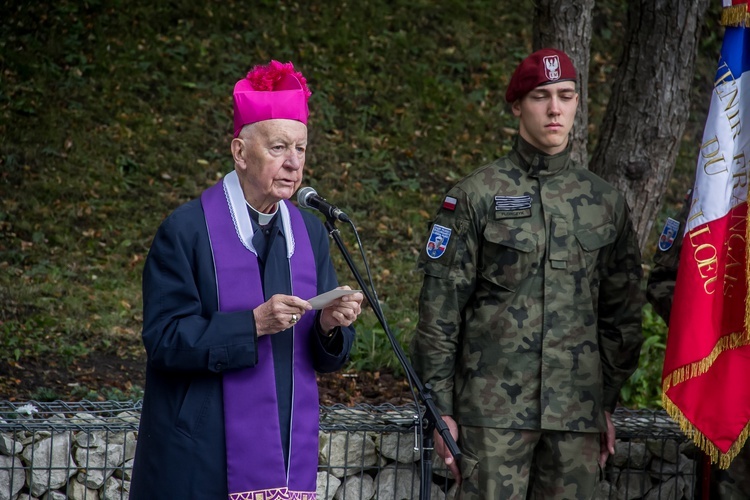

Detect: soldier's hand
433,415,461,484
599,411,616,467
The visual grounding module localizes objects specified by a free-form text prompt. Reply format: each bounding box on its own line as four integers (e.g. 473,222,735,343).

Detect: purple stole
201,176,319,500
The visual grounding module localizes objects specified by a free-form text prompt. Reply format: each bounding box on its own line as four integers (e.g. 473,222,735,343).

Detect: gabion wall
0,401,701,500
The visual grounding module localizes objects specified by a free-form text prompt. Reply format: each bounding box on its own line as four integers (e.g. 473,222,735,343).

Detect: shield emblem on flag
426,224,451,259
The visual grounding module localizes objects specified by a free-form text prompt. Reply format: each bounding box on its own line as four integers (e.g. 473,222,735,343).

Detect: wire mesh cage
317,403,448,500
0,400,141,500
597,408,701,500
0,401,701,500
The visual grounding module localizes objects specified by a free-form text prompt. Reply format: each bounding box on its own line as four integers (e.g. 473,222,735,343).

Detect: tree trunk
533,0,595,167
588,0,710,251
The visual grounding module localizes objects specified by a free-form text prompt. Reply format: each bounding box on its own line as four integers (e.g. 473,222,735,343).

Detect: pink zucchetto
232,60,312,137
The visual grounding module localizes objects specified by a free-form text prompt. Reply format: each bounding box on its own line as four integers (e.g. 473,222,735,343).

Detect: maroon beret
505,48,577,103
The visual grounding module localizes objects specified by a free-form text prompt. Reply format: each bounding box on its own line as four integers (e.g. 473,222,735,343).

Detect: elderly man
130,60,363,499
410,48,643,499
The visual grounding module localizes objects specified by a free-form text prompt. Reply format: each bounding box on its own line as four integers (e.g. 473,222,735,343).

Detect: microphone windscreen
297,186,317,208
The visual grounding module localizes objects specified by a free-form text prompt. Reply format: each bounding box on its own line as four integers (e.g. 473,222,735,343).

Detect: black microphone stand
322,216,461,500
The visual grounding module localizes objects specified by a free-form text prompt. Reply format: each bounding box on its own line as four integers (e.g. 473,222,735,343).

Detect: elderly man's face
232,119,308,213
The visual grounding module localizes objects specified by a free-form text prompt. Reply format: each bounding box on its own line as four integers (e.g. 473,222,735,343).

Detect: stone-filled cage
0,401,701,499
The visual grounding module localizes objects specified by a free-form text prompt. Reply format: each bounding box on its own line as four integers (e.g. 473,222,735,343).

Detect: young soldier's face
512,81,579,155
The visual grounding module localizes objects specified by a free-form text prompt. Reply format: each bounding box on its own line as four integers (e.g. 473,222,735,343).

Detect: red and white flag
662,0,750,468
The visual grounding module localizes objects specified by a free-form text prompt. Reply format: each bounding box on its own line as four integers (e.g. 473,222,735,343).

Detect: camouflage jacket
646,190,691,325
410,137,644,432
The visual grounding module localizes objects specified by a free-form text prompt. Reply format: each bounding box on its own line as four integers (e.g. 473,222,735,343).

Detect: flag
662,0,750,468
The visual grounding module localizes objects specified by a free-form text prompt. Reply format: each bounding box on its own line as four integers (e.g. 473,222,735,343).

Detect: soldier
647,191,750,499
410,48,644,499
645,190,691,326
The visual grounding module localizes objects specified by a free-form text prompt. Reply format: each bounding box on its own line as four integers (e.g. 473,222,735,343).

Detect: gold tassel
721,4,750,27
662,394,750,468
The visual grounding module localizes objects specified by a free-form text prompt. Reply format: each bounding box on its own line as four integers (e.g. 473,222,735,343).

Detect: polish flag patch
442,196,457,211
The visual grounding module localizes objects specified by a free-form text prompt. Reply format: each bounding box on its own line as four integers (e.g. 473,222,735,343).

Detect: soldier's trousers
457,426,600,500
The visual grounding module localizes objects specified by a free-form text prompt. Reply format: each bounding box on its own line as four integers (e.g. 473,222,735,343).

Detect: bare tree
588,0,711,251
533,0,595,167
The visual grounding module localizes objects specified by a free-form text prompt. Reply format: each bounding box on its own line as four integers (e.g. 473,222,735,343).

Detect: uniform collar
510,136,572,177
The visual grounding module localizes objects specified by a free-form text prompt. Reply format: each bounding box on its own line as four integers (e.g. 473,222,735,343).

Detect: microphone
297,187,351,223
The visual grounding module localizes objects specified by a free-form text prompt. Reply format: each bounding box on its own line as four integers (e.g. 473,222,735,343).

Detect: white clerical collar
221,170,295,258
246,201,277,226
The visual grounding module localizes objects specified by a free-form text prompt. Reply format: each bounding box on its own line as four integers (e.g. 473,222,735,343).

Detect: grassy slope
0,0,721,405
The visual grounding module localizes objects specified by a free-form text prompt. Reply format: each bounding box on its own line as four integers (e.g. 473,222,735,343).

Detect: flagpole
701,453,712,499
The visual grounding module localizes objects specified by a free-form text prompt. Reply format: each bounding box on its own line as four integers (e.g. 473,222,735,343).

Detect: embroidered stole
201,172,319,500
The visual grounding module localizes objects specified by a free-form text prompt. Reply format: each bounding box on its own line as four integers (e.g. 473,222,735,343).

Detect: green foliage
0,0,722,403
620,305,668,409
348,311,409,377
28,387,62,403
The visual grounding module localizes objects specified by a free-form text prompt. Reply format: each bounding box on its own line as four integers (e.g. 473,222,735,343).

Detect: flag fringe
661,329,750,392
663,393,750,468
721,4,750,27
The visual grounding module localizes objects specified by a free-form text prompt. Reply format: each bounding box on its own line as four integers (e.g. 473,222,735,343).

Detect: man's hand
253,294,311,336
319,286,364,333
434,415,461,484
599,411,616,467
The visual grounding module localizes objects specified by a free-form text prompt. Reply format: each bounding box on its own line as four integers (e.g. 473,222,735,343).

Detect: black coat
129,198,353,499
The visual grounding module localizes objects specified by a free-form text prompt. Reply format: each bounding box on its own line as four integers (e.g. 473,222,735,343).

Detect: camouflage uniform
411,136,644,499
647,191,750,499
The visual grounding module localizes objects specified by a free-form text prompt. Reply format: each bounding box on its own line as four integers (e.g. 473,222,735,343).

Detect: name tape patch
494,195,532,218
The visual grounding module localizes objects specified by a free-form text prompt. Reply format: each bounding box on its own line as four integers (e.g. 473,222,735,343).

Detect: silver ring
291,314,298,324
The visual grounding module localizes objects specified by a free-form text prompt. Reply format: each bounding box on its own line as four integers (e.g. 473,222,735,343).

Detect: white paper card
308,289,361,310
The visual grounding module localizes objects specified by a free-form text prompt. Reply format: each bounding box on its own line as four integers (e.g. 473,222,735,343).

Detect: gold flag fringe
663,393,750,469
661,329,750,392
721,4,750,27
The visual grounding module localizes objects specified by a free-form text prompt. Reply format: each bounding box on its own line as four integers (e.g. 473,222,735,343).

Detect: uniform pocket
460,453,479,484
419,220,468,279
479,221,536,291
175,377,214,437
574,221,617,271
575,221,617,251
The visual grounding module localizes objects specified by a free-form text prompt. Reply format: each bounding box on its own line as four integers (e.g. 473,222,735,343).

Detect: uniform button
215,362,224,371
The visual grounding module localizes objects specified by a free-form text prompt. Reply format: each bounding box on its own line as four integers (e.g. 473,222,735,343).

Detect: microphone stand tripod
322,216,461,500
